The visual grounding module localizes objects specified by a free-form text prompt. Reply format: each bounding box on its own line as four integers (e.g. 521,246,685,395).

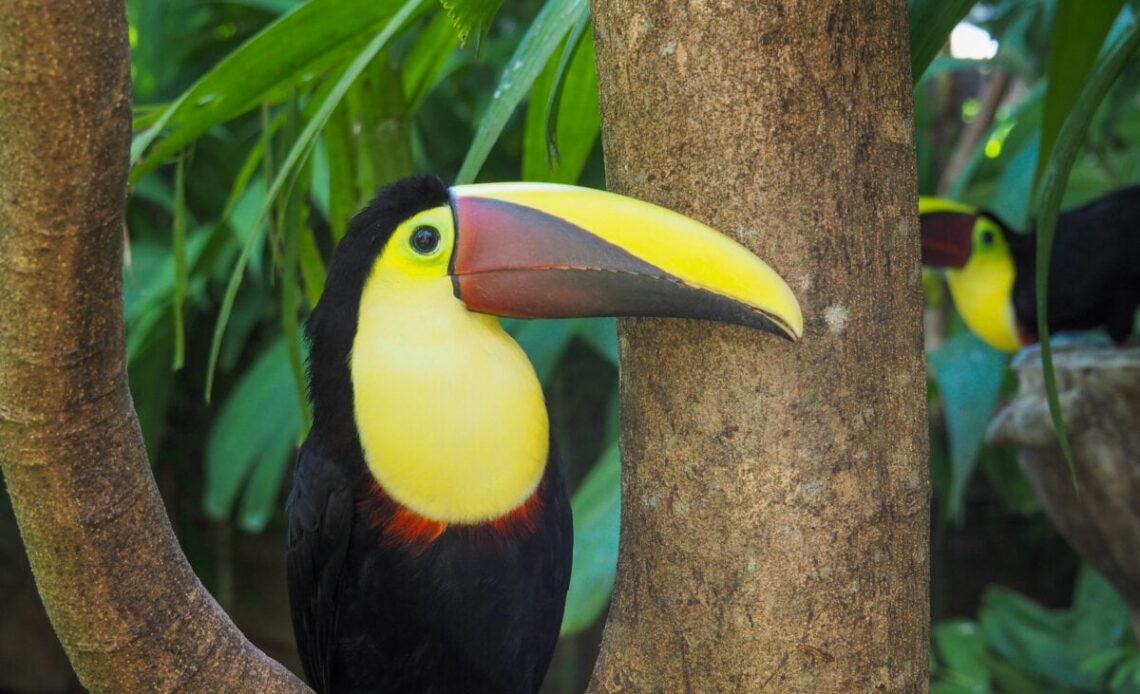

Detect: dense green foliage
5,0,1139,690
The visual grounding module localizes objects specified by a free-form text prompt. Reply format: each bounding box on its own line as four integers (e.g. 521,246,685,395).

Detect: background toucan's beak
448,183,803,341
918,197,977,269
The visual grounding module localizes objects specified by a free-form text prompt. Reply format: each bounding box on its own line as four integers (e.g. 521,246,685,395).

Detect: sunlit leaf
1033,0,1125,190
522,15,598,184
438,0,504,47
455,0,588,183
403,9,462,110
131,0,424,182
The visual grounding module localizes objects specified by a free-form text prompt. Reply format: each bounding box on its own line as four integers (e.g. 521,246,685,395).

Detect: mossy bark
588,1,929,691
0,2,307,691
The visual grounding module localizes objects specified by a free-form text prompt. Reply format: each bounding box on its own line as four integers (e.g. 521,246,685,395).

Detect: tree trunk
0,2,307,691
588,1,929,691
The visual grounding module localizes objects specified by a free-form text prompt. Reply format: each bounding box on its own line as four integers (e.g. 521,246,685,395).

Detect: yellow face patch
349,205,550,524
946,216,1021,353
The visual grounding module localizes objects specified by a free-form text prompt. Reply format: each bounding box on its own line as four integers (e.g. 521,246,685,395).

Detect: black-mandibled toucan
919,185,1140,352
286,175,802,693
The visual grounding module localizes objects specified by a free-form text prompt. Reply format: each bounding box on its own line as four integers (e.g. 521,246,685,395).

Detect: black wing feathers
286,443,357,694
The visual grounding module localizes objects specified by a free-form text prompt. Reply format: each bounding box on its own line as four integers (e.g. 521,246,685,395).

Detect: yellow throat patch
946,216,1021,353
349,206,549,524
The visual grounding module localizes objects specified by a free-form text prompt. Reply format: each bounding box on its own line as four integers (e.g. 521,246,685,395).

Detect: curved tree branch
0,2,307,691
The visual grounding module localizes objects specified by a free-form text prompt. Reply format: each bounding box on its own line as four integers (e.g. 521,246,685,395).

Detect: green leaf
909,0,978,85
929,329,1007,521
438,0,504,47
205,0,428,400
238,432,295,532
504,319,576,385
573,318,617,366
204,338,304,522
279,104,314,433
561,442,620,635
1033,6,1140,480
988,138,1038,230
171,154,188,370
131,0,422,182
946,81,1045,201
1033,0,1125,190
455,0,588,183
932,620,989,686
403,10,462,111
522,15,599,184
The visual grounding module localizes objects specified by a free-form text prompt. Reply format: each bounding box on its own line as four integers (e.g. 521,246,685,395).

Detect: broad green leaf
561,442,620,635
438,0,504,46
131,0,422,182
238,433,295,532
205,0,428,400
403,10,462,111
455,0,588,183
909,0,978,84
1033,0,1125,190
324,101,356,242
505,319,577,385
205,338,304,521
979,584,1112,690
932,620,989,686
522,16,599,184
574,318,617,366
929,329,1007,521
541,12,591,165
1033,6,1140,476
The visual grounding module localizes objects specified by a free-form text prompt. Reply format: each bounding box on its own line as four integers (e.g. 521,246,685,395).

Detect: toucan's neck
349,274,549,525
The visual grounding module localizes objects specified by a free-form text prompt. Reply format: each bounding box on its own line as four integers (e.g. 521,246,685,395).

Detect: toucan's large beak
447,183,803,340
919,197,977,269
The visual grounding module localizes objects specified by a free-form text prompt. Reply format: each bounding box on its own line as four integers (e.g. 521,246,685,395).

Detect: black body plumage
286,176,572,693
1004,184,1140,342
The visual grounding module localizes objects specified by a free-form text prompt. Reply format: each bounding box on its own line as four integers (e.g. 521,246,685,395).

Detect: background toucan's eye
980,230,994,246
411,226,441,254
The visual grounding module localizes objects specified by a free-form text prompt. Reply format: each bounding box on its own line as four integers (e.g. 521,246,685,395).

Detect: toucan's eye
980,230,995,246
411,226,441,254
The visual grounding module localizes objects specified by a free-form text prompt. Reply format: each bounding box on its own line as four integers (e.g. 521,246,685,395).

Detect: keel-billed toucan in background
286,175,802,693
919,185,1140,352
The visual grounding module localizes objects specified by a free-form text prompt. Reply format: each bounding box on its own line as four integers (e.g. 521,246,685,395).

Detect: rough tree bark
0,2,307,691
988,346,1140,641
588,1,929,691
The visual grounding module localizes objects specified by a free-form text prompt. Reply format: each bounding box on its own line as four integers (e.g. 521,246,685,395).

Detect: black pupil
980,230,994,245
411,226,440,254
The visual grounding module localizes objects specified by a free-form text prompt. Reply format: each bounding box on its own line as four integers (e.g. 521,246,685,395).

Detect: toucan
285,175,802,693
919,185,1140,352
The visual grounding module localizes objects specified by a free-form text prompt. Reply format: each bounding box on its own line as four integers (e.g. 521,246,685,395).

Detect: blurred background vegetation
1,0,1139,691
